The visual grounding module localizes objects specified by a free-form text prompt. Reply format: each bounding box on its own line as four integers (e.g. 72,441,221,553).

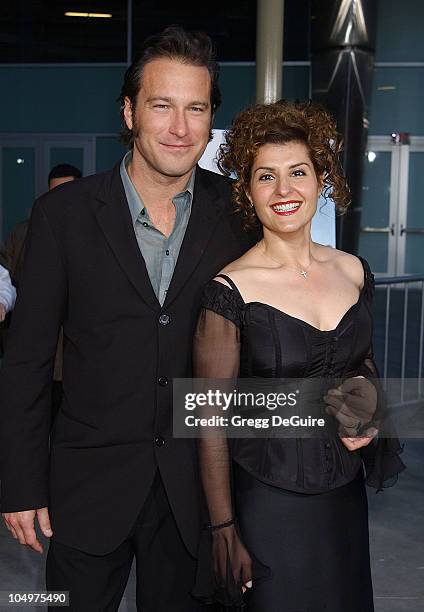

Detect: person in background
0,164,82,284
0,264,16,323
0,163,81,415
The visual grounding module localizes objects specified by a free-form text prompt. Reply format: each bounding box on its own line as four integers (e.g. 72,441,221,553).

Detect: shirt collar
120,151,195,225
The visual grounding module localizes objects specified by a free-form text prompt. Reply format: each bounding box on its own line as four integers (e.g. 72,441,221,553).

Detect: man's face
49,176,75,190
124,58,212,179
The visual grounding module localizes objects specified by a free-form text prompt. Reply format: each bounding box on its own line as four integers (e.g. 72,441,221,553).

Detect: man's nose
169,110,188,138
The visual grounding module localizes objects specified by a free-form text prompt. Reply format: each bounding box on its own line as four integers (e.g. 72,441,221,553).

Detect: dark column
311,0,378,253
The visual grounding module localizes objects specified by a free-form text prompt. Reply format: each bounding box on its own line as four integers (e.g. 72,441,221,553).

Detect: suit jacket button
159,314,170,326
155,435,165,447
158,376,168,386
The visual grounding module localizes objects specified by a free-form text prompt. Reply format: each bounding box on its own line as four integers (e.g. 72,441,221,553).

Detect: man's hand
324,376,379,451
2,507,53,553
0,302,6,322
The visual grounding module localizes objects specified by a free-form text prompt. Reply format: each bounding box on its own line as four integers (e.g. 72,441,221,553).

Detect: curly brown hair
218,100,351,229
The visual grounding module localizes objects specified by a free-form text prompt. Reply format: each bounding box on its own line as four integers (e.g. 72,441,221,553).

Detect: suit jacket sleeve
0,199,66,512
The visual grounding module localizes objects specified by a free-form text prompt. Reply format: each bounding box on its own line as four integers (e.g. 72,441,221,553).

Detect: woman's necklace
256,242,314,278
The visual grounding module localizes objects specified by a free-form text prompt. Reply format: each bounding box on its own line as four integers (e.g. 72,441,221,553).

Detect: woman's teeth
272,202,301,212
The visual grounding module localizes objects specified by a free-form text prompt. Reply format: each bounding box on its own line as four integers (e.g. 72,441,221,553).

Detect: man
0,27,254,610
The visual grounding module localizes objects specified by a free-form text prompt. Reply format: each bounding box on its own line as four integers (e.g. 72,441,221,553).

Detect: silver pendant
300,270,307,278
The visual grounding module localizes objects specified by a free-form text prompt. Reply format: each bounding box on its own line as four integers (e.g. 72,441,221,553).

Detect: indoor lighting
65,12,112,18
377,85,396,91
367,151,376,163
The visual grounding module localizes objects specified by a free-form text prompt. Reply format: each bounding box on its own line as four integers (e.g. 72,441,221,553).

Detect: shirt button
165,249,170,256
141,209,145,216
159,314,170,326
142,222,148,228
325,442,331,449
155,435,165,447
332,337,339,342
158,376,168,387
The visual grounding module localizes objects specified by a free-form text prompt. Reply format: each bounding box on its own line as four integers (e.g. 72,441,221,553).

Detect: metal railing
374,273,424,406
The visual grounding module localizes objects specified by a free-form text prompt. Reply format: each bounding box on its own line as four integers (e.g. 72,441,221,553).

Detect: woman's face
248,141,322,235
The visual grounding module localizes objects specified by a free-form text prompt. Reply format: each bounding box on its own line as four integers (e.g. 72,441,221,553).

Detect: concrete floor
0,440,422,611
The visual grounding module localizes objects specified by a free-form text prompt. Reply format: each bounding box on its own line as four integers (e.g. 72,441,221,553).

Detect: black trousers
46,471,202,611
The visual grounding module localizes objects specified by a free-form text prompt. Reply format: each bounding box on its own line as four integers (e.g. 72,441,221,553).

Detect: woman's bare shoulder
214,244,261,287
316,245,365,287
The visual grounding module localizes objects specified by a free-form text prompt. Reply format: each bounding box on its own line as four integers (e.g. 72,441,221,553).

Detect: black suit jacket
0,163,256,555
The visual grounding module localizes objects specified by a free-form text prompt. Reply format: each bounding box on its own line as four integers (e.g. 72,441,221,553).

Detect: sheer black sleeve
192,281,270,606
357,258,406,491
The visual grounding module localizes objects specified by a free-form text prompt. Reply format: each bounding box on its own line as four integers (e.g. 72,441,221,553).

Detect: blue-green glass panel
361,151,391,226
369,68,424,136
358,151,391,273
2,147,35,240
215,65,309,129
50,148,84,177
358,233,388,274
405,152,424,273
375,0,424,62
0,67,125,134
96,137,126,173
0,65,310,136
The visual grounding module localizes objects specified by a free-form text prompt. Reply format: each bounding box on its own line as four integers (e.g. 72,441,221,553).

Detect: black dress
192,257,405,612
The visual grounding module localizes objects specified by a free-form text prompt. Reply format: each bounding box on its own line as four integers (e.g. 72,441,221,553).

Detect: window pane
1,1,127,63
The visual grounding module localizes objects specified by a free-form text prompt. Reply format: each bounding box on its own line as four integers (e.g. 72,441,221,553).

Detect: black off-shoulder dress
192,257,405,612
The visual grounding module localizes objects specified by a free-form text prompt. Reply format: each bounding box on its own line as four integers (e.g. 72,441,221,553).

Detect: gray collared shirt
120,152,195,305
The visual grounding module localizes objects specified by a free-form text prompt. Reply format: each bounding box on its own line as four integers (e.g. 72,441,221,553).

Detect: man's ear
123,97,133,131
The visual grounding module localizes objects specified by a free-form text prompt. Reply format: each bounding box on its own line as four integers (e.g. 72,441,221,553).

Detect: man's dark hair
48,164,82,183
118,25,221,148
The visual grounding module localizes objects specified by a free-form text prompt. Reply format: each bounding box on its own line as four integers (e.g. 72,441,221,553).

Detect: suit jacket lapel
93,163,159,309
164,166,225,308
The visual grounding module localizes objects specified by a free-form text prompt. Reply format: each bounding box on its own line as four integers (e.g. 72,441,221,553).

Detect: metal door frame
396,137,424,274
364,136,400,275
365,136,424,275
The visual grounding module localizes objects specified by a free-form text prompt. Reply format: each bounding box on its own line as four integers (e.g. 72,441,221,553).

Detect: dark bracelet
207,517,236,532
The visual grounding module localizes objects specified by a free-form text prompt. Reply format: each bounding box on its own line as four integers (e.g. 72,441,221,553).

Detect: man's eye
153,104,169,109
191,106,204,112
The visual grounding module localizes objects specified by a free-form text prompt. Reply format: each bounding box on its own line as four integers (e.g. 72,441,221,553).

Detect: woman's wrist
207,517,236,532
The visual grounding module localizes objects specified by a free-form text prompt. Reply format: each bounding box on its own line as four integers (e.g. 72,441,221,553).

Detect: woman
192,101,405,611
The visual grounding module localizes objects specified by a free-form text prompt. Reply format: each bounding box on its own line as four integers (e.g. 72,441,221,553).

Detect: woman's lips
271,202,302,216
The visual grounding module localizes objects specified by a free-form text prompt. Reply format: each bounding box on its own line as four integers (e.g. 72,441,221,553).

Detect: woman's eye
258,174,274,182
292,169,306,177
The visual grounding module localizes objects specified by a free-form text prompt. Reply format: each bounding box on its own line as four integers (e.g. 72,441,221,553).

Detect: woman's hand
324,376,379,450
212,524,253,594
339,435,377,451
